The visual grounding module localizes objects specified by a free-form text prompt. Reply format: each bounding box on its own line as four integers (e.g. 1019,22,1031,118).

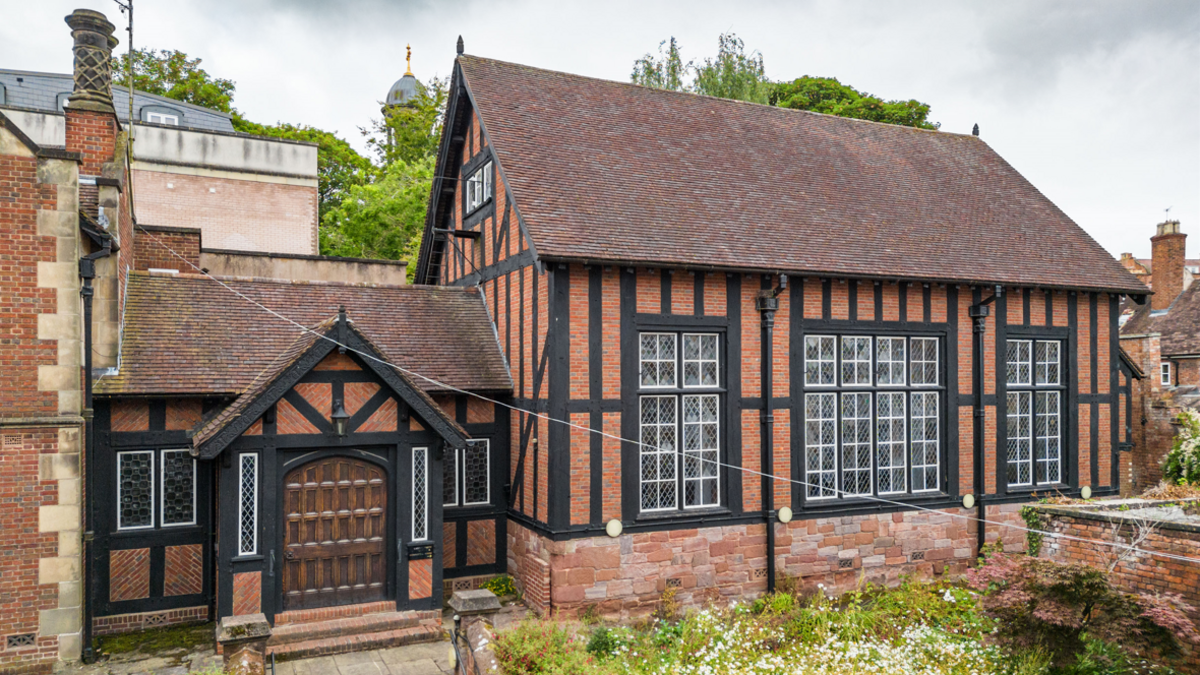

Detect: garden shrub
493,620,600,674
967,552,1199,667
1164,409,1200,485
586,625,619,658
481,573,519,598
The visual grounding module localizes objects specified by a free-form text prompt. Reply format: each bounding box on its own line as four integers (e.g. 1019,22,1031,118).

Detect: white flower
943,589,956,603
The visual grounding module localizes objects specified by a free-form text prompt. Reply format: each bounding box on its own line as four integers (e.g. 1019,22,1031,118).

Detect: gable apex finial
337,305,348,353
972,123,979,137
405,44,413,76
456,35,464,56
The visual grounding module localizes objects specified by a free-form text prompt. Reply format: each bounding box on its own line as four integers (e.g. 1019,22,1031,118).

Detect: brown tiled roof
1120,282,1200,356
458,56,1144,294
96,272,512,396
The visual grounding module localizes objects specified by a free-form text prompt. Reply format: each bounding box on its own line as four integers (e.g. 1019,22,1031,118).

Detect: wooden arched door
282,457,387,610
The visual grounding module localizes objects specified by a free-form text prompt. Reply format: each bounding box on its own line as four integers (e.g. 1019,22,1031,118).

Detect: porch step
268,622,444,661
267,611,444,660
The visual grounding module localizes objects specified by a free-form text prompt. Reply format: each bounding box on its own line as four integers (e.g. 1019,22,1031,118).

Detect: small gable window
1161,362,1172,387
465,161,493,213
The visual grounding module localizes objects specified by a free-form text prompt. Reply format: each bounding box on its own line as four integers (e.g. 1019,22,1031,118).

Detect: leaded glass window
443,447,458,506
911,337,939,386
1006,339,1063,488
413,447,428,541
463,440,490,505
910,392,939,492
804,393,838,499
841,336,872,386
804,336,836,386
238,454,258,556
161,450,195,526
875,337,906,385
876,392,906,494
640,333,677,388
638,330,722,514
682,394,719,507
682,334,719,387
117,451,154,530
840,393,872,495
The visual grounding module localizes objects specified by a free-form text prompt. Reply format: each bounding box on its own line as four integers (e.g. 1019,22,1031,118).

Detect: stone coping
1028,498,1200,535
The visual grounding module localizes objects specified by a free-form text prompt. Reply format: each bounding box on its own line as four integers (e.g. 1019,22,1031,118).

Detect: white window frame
462,439,491,506
804,335,837,386
681,393,720,509
1161,362,1172,386
237,453,258,557
465,160,493,213
639,332,678,389
875,392,907,495
1035,340,1060,385
160,449,196,527
639,395,679,512
840,392,873,496
1007,390,1034,487
145,111,179,125
412,446,429,541
682,333,719,388
1006,338,1063,488
875,337,907,386
911,337,939,386
117,450,155,531
804,392,838,500
840,336,872,386
910,392,940,492
1035,391,1061,485
1006,339,1033,386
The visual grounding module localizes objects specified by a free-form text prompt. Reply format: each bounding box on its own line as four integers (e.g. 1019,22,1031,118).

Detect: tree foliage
630,33,937,129
363,77,449,166
318,155,433,264
111,48,235,113
771,76,937,129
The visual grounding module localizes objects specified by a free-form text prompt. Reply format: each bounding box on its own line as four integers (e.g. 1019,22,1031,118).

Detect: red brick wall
109,548,150,602
64,109,116,177
163,545,204,597
231,571,261,616
409,558,432,600
132,227,201,272
92,606,208,637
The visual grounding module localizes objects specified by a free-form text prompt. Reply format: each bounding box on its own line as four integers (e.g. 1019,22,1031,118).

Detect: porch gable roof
191,311,470,459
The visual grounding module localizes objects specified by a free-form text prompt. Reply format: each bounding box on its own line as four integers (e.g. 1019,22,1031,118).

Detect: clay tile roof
96,272,512,396
1121,282,1200,356
457,55,1144,294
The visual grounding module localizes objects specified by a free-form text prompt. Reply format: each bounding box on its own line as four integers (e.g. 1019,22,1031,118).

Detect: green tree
318,155,434,270
364,77,449,166
231,116,375,220
692,33,771,104
111,48,235,113
631,37,688,92
770,76,937,129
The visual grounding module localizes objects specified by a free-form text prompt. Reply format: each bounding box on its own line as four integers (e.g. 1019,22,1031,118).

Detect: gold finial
405,44,413,76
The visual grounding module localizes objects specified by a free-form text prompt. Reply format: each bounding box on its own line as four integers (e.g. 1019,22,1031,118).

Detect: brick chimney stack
64,9,118,114
1151,220,1185,311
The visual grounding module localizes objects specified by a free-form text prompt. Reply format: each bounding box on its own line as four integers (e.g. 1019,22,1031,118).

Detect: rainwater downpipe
80,235,112,663
756,274,787,594
968,286,1002,558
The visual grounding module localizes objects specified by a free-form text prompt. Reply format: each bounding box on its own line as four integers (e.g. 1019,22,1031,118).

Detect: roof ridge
458,54,970,139
130,269,475,292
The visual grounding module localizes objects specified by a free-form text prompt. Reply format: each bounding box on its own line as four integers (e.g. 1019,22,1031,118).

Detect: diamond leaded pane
840,336,872,386
911,337,939,386
640,333,677,387
1036,391,1061,484
238,454,258,555
875,337,906,385
683,394,719,507
443,446,458,506
805,336,836,386
1007,340,1032,386
413,447,428,540
464,440,490,505
805,393,837,498
875,392,906,494
683,334,719,387
1036,340,1060,385
910,392,939,492
840,393,872,495
640,396,677,511
161,450,195,526
1006,391,1033,486
118,451,153,530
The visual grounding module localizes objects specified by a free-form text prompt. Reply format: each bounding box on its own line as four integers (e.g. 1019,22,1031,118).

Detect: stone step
269,611,424,647
267,623,444,661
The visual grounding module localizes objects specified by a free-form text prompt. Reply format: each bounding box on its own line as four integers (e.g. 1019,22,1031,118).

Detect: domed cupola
386,45,420,106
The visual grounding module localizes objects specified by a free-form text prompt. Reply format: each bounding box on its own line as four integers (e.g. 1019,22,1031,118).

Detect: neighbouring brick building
1120,220,1200,493
414,50,1146,617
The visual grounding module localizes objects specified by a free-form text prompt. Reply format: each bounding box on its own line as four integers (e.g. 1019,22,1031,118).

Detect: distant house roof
0,69,235,133
436,56,1144,294
95,272,513,396
1120,282,1200,356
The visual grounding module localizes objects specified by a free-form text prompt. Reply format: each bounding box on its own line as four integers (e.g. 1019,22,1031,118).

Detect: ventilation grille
145,613,169,627
6,633,35,650
838,558,854,569
911,550,925,561
2,435,21,449
666,577,682,588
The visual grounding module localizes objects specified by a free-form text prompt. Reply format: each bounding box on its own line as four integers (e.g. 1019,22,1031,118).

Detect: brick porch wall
508,508,1026,619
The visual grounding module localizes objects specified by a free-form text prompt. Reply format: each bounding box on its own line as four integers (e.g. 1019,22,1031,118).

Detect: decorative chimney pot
64,9,119,114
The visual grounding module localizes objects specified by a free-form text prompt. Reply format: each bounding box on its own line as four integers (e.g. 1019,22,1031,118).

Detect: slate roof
0,69,235,133
1120,282,1200,356
96,272,512,396
455,56,1144,294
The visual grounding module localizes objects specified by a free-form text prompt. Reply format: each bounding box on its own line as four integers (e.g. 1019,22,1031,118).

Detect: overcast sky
2,0,1196,258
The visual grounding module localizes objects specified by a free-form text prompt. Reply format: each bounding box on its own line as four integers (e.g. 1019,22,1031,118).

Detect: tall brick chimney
64,10,118,114
1151,220,1185,311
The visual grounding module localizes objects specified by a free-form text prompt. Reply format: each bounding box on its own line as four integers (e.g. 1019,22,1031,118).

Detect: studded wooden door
282,457,387,610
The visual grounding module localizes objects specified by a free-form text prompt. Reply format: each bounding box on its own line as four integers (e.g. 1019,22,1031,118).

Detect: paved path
278,641,455,675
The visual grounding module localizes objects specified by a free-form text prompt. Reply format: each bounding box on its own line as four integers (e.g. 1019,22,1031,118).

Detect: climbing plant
1164,409,1200,485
